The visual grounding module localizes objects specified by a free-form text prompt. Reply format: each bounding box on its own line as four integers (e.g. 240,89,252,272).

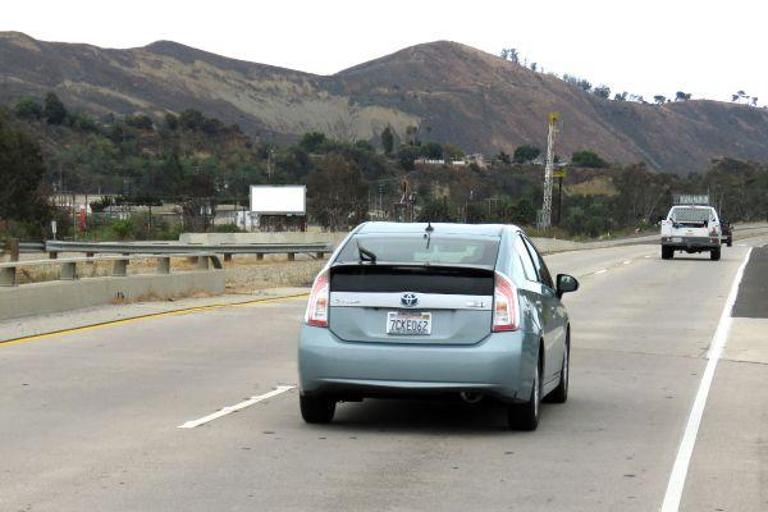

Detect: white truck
660,204,722,260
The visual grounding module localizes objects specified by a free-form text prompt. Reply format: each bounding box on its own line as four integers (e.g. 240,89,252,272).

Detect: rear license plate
386,311,432,336
671,237,682,243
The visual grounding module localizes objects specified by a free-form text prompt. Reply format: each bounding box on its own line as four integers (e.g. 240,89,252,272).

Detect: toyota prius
298,222,578,430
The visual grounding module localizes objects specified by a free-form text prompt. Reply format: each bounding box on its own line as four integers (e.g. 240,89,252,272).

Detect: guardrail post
316,252,325,259
156,257,171,274
287,253,295,261
112,258,128,277
60,262,78,280
49,251,58,260
0,266,17,287
256,254,264,261
4,238,20,262
224,253,232,262
197,256,209,270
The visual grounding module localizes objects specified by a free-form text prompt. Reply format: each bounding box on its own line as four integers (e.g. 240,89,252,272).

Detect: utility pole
539,112,559,229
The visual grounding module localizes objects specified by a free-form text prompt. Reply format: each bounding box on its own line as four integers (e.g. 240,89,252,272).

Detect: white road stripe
594,269,608,275
660,248,752,512
623,260,632,265
178,385,295,429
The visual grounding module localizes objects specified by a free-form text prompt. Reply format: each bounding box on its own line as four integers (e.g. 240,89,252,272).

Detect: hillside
2,31,767,174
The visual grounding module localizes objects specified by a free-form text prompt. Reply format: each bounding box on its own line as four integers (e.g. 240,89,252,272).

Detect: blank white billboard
249,185,306,215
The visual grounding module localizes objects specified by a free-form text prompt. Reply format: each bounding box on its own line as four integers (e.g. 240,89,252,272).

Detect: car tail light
305,270,330,327
493,272,519,332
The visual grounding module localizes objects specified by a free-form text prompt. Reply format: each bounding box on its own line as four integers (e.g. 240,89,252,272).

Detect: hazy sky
3,0,766,104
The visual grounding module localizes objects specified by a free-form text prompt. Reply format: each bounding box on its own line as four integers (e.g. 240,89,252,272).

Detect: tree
178,109,205,131
496,151,511,165
43,92,67,125
14,97,43,120
418,197,457,222
307,154,369,231
397,146,419,171
164,113,179,130
299,131,327,153
513,145,541,164
0,113,50,227
125,114,154,130
675,91,692,101
593,85,611,99
614,91,628,101
381,126,395,155
500,48,519,63
421,141,443,160
654,95,666,105
571,149,608,168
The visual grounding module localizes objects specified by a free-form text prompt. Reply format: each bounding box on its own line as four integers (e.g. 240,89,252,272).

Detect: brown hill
1,32,767,174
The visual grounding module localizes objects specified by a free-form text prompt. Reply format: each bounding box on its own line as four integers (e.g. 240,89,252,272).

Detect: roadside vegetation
1,94,767,244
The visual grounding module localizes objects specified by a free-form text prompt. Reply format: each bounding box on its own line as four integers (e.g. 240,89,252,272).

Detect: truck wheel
661,246,673,260
300,394,336,424
710,248,721,261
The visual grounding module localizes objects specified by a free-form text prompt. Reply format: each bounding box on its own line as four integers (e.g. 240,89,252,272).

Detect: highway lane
0,241,765,511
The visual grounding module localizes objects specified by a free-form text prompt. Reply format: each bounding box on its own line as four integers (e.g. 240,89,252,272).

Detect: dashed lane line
178,385,296,429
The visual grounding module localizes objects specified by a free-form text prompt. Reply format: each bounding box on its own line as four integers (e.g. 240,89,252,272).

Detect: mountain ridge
1,31,767,174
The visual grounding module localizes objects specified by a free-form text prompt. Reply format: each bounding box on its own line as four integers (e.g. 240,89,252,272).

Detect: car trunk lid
329,264,494,345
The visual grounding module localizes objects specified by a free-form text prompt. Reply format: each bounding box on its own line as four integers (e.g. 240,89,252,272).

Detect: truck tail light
305,270,330,327
493,272,519,332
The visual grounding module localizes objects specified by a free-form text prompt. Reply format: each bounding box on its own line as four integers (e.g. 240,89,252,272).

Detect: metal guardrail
42,240,332,261
0,253,222,287
19,242,45,253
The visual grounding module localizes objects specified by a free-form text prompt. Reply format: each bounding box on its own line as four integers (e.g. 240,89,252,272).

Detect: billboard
249,185,306,215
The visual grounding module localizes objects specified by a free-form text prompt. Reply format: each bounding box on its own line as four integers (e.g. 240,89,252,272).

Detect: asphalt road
1,238,767,511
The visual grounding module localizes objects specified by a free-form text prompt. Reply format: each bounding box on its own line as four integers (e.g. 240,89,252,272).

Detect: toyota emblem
401,292,418,307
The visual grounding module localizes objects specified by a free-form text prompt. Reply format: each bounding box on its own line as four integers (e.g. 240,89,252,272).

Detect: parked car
720,219,733,247
660,205,722,260
298,222,579,431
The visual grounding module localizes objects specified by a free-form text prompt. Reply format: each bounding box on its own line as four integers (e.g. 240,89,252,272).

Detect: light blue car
298,222,578,430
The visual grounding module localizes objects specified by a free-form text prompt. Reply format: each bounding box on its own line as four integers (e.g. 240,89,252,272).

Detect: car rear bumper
298,325,538,402
661,236,720,249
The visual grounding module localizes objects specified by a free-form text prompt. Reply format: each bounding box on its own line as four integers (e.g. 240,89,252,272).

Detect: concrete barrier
0,271,224,322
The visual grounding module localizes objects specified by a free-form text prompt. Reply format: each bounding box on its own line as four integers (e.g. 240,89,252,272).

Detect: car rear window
335,235,499,267
671,208,712,222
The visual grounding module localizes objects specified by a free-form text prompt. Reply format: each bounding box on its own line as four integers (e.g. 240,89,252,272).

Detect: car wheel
661,246,673,260
710,248,721,261
300,394,336,424
546,334,569,404
727,238,733,247
508,357,541,431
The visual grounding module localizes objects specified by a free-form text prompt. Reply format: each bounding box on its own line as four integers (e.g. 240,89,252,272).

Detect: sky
2,0,766,104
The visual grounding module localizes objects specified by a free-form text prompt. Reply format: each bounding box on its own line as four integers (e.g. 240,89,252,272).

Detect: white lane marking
623,260,632,265
660,248,752,512
178,385,295,429
645,255,652,259
594,269,608,275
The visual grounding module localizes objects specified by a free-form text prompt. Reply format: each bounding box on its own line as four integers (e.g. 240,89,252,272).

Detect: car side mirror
556,274,579,299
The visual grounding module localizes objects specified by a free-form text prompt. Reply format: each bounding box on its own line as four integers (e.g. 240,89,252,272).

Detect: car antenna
424,221,434,249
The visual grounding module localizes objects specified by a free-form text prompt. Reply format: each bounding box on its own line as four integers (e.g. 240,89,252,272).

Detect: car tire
546,333,569,404
661,246,673,260
300,394,336,424
727,238,733,247
710,248,721,261
508,357,541,431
